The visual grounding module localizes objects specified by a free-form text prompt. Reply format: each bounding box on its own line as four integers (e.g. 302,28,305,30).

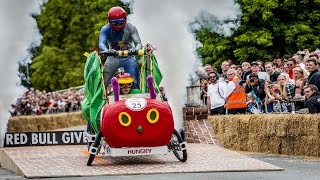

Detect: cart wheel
87,122,94,151
87,131,102,166
171,129,187,162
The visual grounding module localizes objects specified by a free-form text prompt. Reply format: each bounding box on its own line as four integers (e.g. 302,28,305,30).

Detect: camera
249,78,255,83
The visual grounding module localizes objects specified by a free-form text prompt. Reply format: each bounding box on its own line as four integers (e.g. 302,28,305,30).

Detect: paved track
1,154,320,180
0,144,281,178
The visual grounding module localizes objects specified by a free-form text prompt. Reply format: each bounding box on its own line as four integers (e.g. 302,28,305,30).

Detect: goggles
120,83,133,88
109,18,126,26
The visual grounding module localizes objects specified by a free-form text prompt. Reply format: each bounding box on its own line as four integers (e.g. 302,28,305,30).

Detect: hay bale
7,112,86,132
208,113,320,157
293,136,319,156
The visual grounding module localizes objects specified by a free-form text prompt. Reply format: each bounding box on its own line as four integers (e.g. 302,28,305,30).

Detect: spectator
200,78,209,104
204,64,214,75
304,85,320,114
309,53,319,61
292,66,309,111
268,82,288,113
245,73,266,102
207,72,227,115
277,74,295,112
293,67,308,96
236,65,243,79
292,53,305,69
230,64,237,70
256,60,265,71
264,62,280,82
247,61,270,81
241,62,251,81
263,80,274,113
282,61,290,74
287,58,296,79
225,69,247,114
227,59,234,65
273,57,286,71
306,57,320,91
246,92,259,113
282,55,291,62
220,61,230,81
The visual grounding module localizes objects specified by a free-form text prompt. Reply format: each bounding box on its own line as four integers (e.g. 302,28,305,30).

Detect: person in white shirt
293,53,305,69
246,61,270,81
207,72,227,115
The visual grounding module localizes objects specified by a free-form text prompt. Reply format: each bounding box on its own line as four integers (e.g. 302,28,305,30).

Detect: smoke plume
122,0,241,131
0,0,42,147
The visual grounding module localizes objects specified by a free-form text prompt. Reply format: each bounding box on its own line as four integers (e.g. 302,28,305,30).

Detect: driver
99,6,142,91
116,72,141,95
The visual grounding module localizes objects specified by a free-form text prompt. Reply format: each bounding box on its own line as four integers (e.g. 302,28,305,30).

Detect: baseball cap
250,61,259,66
249,73,259,78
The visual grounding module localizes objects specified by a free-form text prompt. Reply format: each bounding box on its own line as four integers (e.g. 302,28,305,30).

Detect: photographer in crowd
245,73,266,101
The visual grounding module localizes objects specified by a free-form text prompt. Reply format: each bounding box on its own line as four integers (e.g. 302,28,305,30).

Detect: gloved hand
99,49,117,57
107,49,117,56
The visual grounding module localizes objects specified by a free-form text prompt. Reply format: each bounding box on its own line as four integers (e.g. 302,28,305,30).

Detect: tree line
26,0,320,91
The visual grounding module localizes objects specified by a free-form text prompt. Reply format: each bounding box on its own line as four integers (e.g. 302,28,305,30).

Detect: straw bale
7,112,86,132
51,113,68,129
208,113,320,157
293,136,319,156
7,116,21,132
247,133,264,152
266,136,282,154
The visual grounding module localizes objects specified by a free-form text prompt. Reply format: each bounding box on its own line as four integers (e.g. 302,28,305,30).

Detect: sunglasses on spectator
209,76,216,79
287,63,294,66
120,83,133,88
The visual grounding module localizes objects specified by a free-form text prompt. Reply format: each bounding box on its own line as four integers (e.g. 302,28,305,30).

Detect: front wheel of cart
87,131,102,166
170,129,187,162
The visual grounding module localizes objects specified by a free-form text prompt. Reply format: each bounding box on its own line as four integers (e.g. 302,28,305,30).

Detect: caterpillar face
101,98,174,147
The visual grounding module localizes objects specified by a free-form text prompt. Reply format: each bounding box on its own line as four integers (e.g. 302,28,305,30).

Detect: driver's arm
99,26,109,52
130,25,142,51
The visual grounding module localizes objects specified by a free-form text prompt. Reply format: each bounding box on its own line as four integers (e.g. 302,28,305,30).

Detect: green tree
30,0,126,91
197,0,320,67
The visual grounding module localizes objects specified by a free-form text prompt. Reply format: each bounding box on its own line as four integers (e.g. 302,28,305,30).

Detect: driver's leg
103,57,119,92
119,57,139,89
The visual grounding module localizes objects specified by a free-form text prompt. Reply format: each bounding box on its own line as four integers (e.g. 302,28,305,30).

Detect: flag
81,51,106,133
139,53,162,93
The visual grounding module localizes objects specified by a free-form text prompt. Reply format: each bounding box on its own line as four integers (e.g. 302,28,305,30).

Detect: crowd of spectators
201,49,320,115
10,87,84,116
10,48,320,117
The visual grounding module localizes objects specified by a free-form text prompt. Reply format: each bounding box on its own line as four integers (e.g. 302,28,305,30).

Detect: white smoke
0,0,43,147
122,0,241,131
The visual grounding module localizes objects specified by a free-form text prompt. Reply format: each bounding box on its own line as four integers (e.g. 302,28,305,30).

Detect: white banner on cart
110,146,168,156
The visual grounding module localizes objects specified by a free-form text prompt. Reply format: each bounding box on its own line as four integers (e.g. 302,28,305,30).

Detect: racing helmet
107,6,127,31
116,72,134,84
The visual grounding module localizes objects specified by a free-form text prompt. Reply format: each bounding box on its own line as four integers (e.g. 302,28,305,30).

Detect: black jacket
305,92,320,114
245,79,266,100
308,70,320,91
270,71,281,82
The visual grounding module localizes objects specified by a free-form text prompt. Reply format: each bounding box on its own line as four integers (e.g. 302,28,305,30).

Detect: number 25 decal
132,102,142,108
125,98,147,111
